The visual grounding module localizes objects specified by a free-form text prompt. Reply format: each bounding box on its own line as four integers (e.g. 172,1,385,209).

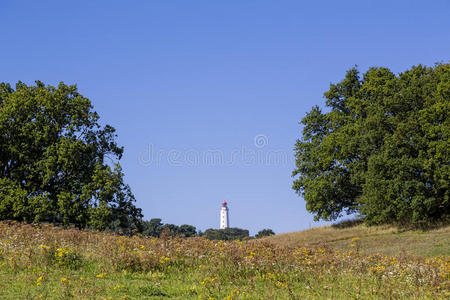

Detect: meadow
0,221,448,299
265,221,450,257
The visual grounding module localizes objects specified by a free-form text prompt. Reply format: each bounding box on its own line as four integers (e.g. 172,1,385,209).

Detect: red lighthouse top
222,201,227,206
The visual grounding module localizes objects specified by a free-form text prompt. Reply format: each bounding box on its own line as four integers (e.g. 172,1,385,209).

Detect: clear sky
1,0,449,234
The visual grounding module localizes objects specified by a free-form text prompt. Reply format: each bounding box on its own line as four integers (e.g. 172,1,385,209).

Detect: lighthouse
220,201,229,229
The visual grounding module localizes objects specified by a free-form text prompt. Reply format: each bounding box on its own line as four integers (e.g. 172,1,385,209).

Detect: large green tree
0,81,142,232
293,64,449,226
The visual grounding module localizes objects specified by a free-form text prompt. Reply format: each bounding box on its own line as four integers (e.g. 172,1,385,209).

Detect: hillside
0,221,448,299
265,221,450,257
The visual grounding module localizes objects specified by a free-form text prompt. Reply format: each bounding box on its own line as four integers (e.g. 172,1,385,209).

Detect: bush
255,229,275,238
40,245,83,270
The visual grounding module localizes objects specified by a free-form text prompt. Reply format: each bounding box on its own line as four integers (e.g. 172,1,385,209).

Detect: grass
265,221,450,257
0,221,449,299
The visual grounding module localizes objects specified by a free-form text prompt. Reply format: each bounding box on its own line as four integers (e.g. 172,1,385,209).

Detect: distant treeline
203,227,249,240
141,218,274,240
141,218,197,238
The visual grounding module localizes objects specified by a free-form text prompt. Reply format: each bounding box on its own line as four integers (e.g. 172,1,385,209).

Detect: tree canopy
141,218,198,238
0,81,142,233
203,227,249,241
255,228,275,238
293,63,449,226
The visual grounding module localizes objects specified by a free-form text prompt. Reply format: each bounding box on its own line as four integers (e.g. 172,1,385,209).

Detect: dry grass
265,222,450,257
0,221,449,299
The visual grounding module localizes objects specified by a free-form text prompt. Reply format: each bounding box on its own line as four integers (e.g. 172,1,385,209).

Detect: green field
0,221,448,299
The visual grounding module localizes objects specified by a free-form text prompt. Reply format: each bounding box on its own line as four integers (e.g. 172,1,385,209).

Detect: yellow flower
36,276,43,286
369,265,386,274
61,277,68,283
159,256,170,264
55,247,69,258
275,281,287,288
96,272,107,278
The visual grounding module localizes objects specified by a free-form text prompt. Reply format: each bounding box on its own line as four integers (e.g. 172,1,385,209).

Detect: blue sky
1,0,449,234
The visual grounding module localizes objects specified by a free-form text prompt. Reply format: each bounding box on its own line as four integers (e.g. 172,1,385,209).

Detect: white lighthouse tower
220,201,229,229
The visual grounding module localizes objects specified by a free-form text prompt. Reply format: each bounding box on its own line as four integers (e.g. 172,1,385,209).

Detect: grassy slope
265,222,450,257
0,222,449,299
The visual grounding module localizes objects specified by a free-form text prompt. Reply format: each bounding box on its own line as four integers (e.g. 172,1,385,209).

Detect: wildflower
61,277,68,283
55,247,69,257
36,276,43,286
96,272,107,278
369,265,386,275
275,281,287,288
159,256,170,264
200,277,217,287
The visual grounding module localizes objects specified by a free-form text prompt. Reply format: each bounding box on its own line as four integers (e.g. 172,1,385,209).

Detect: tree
0,81,142,232
204,227,249,240
142,218,163,237
141,219,197,237
293,64,449,226
162,223,179,236
255,229,275,238
178,224,197,237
